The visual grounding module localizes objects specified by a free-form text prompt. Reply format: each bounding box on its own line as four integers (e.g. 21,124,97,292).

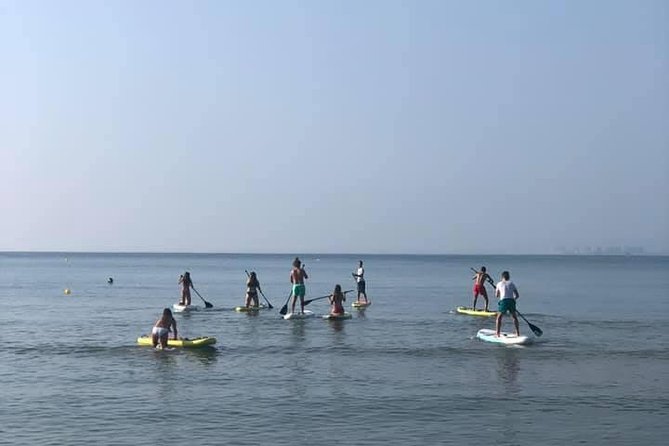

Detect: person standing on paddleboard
495,271,520,337
352,260,368,304
289,258,308,314
472,266,492,311
328,284,346,316
178,272,194,306
152,308,178,349
245,271,263,308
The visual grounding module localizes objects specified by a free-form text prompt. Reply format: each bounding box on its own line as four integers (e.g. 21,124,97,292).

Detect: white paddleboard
476,329,532,346
172,303,201,313
283,310,315,320
322,312,352,320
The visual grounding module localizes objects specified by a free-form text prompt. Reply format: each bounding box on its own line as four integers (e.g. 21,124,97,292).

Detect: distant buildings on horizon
555,245,646,255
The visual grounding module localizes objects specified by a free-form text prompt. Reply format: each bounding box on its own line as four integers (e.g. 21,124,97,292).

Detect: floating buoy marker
64,288,71,295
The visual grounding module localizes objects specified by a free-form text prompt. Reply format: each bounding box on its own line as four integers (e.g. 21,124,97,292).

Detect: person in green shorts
495,270,520,337
289,257,308,314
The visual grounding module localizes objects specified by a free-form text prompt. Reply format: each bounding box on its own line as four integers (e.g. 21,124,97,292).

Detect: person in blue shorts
352,260,368,303
495,271,520,337
289,257,308,314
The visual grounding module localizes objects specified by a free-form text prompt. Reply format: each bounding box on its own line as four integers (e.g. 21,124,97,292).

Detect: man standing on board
352,260,368,304
495,271,520,337
472,266,492,311
290,257,308,314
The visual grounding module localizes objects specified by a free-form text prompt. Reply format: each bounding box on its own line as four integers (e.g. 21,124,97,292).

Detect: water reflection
495,348,521,394
185,346,219,366
289,320,307,343
326,319,346,337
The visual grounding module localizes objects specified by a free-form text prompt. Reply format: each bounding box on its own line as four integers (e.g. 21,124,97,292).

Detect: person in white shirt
495,270,520,337
352,260,368,303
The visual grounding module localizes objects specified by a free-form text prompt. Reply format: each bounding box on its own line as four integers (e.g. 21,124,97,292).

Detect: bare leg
185,289,191,306
160,334,168,349
290,296,297,314
472,294,478,310
152,333,158,347
496,313,503,336
483,295,489,312
512,313,520,336
300,296,305,314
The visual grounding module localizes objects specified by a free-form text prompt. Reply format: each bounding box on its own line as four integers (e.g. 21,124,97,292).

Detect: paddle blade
517,311,542,337
279,304,288,315
204,301,213,309
529,323,543,337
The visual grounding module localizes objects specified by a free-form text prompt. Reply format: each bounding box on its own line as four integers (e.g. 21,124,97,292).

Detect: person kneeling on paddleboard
495,271,520,337
152,308,178,349
328,284,346,316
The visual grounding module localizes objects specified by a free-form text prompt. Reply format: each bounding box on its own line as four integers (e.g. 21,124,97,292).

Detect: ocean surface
1,253,668,445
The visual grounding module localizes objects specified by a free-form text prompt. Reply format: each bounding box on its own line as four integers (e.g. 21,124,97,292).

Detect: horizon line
0,250,665,257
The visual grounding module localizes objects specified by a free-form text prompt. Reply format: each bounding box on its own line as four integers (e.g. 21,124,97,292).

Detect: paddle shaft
471,267,495,287
516,310,543,337
245,270,273,309
191,287,213,308
304,290,354,306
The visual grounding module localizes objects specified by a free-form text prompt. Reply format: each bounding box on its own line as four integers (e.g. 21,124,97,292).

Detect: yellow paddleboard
456,306,496,317
234,305,266,312
137,336,216,348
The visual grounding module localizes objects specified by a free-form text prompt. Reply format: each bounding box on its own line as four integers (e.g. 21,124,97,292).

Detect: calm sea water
1,253,668,445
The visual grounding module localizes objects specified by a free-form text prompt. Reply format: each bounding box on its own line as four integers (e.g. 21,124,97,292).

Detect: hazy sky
1,0,667,254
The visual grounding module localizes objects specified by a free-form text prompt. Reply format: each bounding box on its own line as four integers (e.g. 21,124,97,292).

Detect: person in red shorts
471,266,492,311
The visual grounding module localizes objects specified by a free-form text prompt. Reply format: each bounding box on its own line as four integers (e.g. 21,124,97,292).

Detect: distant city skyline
1,1,667,255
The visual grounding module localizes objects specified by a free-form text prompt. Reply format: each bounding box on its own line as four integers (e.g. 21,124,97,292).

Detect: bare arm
171,318,178,339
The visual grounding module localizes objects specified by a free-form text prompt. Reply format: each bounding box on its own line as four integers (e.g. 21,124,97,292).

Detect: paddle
303,290,354,307
245,270,273,309
516,310,543,337
191,287,213,308
279,291,293,316
470,267,495,287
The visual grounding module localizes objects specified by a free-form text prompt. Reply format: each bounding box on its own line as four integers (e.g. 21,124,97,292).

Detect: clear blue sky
1,0,667,254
